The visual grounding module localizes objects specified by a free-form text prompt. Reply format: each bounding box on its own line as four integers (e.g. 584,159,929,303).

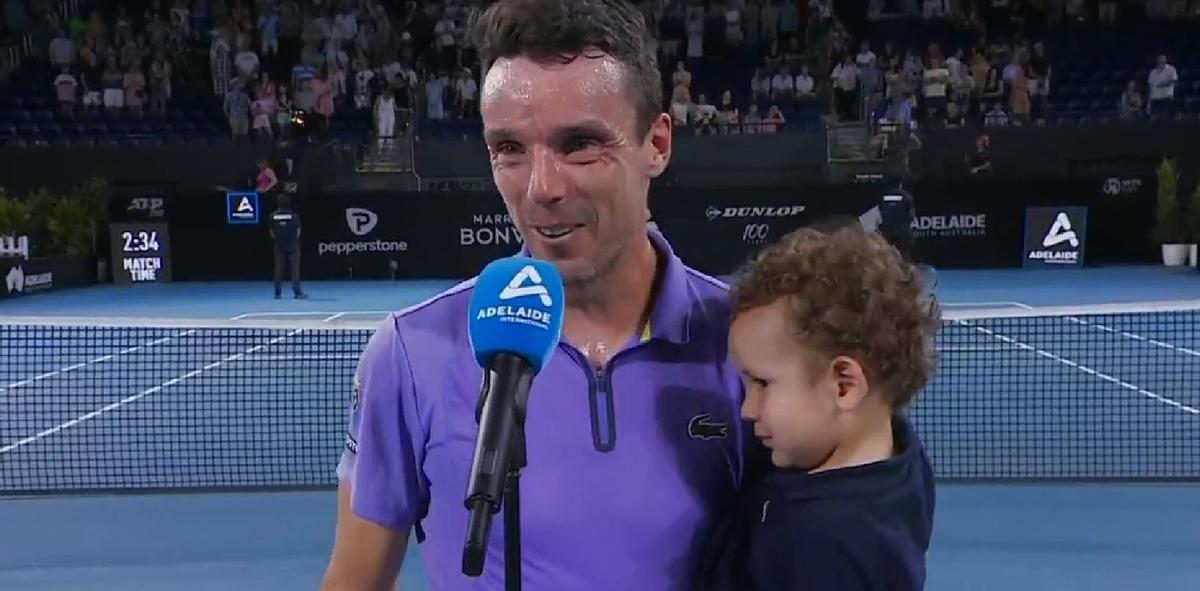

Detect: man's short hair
473,0,663,137
731,224,940,409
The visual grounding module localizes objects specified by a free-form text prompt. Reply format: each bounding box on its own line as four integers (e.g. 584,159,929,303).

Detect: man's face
730,300,841,470
480,53,671,287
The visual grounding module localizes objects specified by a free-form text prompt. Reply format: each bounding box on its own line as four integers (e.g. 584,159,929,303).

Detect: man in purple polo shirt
319,1,745,589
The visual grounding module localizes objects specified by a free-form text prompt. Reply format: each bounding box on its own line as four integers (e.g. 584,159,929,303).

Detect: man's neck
562,234,659,348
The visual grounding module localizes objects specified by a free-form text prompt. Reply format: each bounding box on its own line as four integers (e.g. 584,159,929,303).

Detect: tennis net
2,301,1199,495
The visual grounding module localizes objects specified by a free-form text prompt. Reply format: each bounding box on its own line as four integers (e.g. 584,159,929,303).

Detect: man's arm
321,316,430,590
320,482,410,591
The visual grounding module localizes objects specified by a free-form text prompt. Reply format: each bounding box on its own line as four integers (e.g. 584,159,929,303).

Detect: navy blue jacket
700,416,936,590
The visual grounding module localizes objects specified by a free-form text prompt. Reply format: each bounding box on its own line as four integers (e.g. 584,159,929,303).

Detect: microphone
462,256,564,577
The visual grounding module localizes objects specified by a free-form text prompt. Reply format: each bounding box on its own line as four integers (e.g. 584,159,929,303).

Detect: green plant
0,187,34,236
1153,157,1187,244
47,194,94,256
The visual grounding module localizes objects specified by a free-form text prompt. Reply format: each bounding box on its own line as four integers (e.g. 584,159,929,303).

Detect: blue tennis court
2,266,1199,589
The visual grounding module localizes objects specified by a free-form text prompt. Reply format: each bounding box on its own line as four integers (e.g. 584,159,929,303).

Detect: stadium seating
2,7,1198,147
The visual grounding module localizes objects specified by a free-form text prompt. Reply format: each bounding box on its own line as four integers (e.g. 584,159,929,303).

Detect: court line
0,330,199,394
323,312,346,322
941,301,1034,310
1064,316,1200,359
953,319,1200,416
229,310,392,320
233,353,360,361
0,328,306,455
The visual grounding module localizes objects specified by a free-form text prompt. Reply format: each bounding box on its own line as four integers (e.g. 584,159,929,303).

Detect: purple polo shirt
337,230,745,590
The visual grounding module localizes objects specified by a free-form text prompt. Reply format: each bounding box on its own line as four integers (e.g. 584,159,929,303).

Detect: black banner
0,255,94,300
302,193,523,279
154,176,1155,281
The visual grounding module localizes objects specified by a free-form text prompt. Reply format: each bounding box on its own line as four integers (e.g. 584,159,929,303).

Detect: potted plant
1153,157,1189,266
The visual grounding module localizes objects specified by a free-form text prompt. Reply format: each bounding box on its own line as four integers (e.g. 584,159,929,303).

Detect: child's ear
830,356,870,411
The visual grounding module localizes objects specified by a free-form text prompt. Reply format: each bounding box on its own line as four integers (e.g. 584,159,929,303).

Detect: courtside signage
1023,206,1087,268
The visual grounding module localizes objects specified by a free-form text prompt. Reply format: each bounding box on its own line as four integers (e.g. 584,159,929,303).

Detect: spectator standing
80,62,102,112
670,81,692,127
313,67,335,137
234,38,260,80
922,57,950,123
210,30,232,95
1147,54,1179,117
49,29,76,68
832,54,861,121
717,89,739,133
102,57,125,112
1009,64,1031,125
259,6,280,57
225,80,251,141
751,66,771,101
352,57,374,110
375,87,396,144
454,67,478,119
53,66,78,117
424,69,448,121
148,52,172,116
760,0,779,44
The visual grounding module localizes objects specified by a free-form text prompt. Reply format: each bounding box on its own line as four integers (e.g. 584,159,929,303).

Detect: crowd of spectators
5,0,1200,147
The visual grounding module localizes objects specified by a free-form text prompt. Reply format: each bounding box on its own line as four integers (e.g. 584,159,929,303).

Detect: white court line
954,319,1200,416
323,312,346,322
229,310,392,320
232,353,360,361
0,330,198,394
1064,316,1200,359
942,301,1035,310
0,329,306,455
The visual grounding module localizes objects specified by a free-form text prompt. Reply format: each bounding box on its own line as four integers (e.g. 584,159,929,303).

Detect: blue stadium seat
16,123,39,136
85,122,108,136
174,121,197,133
51,137,72,147
62,123,85,136
0,124,15,137
41,124,62,136
6,137,27,147
108,122,131,135
75,136,96,147
31,109,54,123
10,110,32,123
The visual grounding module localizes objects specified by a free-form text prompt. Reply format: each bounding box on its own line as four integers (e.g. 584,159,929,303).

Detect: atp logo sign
1024,207,1087,268
499,265,553,307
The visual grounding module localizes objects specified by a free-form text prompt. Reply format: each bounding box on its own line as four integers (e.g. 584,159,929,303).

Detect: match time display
109,222,173,285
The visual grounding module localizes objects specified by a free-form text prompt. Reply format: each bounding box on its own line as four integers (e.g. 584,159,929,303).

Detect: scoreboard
109,222,173,284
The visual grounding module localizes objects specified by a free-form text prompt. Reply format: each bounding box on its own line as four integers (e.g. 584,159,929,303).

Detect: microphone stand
503,418,526,591
462,353,531,591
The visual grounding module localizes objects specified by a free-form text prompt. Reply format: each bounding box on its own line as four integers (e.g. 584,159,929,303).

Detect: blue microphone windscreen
467,256,565,372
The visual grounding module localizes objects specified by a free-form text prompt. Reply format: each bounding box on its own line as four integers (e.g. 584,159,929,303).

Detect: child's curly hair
730,222,941,409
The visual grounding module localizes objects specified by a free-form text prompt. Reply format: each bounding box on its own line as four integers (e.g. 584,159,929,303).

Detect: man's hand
320,482,410,591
